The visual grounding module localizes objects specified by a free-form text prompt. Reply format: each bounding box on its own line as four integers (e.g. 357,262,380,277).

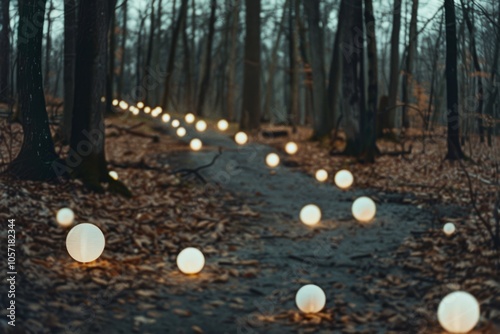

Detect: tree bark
106,4,116,114
444,0,465,160
240,0,261,130
44,0,54,94
402,0,418,129
8,0,59,180
117,0,127,99
226,0,240,121
144,0,156,105
62,0,77,143
0,0,10,102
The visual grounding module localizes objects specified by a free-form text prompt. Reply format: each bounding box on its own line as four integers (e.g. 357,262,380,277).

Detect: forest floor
0,112,499,334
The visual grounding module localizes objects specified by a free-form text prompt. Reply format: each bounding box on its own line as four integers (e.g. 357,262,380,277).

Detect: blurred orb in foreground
112,99,119,106
144,106,151,114
190,138,202,151
352,196,376,223
295,284,326,313
171,119,180,128
334,170,354,190
217,119,229,131
119,101,128,110
57,208,74,227
235,132,248,145
265,153,280,168
176,247,205,275
108,171,119,180
300,204,321,226
315,169,328,182
162,113,171,123
185,113,195,124
438,291,480,333
195,120,207,132
443,223,456,236
285,142,298,155
137,101,144,109
66,223,105,263
176,127,187,137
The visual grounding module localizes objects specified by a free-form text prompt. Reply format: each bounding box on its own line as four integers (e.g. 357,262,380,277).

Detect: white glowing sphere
190,138,203,151
299,204,321,226
176,247,205,275
334,170,354,189
285,142,298,155
185,113,195,124
295,284,326,313
172,119,180,128
235,132,248,145
109,171,119,180
195,120,207,132
162,113,171,123
176,127,187,137
66,223,105,263
265,153,280,168
119,101,128,110
56,208,75,227
352,197,376,223
112,99,119,106
144,106,151,114
100,96,106,103
217,119,229,131
438,291,480,333
137,101,144,109
131,107,139,115
315,169,328,182
443,223,456,236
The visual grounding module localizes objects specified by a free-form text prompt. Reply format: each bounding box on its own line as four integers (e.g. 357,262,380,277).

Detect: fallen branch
172,147,223,184
107,123,159,142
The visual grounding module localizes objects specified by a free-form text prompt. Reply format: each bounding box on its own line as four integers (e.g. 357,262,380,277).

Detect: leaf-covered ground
0,114,499,333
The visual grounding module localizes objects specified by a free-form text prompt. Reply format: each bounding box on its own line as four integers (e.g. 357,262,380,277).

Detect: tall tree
144,0,156,105
0,0,10,102
117,0,127,99
226,0,240,121
240,0,261,130
106,4,116,114
444,0,465,160
44,0,54,93
62,0,77,143
402,0,418,129
304,0,329,139
8,0,59,180
196,0,217,116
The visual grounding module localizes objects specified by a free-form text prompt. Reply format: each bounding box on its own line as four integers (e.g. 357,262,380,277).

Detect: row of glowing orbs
57,208,205,274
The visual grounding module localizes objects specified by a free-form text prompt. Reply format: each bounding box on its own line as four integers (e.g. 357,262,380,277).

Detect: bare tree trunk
402,0,418,129
196,0,217,116
226,0,240,121
106,5,116,114
62,0,77,143
181,1,192,111
444,0,465,160
240,0,261,130
8,0,59,180
0,0,10,102
117,0,127,99
144,0,156,105
44,0,54,95
136,14,147,100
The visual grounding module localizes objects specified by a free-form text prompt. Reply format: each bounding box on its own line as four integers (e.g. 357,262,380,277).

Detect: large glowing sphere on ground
108,171,119,180
195,120,207,132
176,247,205,275
112,99,119,106
285,142,298,155
162,114,171,123
265,153,280,168
56,208,75,227
438,291,480,333
190,138,203,151
137,102,144,109
185,113,195,124
176,127,187,137
66,223,105,263
295,284,326,313
217,119,229,131
315,169,328,182
235,132,248,145
334,170,354,189
443,223,456,236
171,119,180,128
299,204,321,226
352,196,376,223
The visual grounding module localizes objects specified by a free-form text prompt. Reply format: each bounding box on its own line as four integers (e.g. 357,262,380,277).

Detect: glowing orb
217,119,229,131
100,96,106,103
443,223,456,236
285,142,298,155
171,120,180,128
66,223,105,263
137,102,144,109
300,204,321,226
176,247,205,275
109,171,119,180
438,291,480,333
176,127,187,137
190,138,202,151
195,120,207,132
119,101,128,110
265,153,280,168
334,170,354,189
185,113,195,124
352,196,376,223
112,99,119,106
162,114,171,123
144,106,151,114
235,132,248,145
56,208,74,227
315,169,328,182
295,284,326,313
